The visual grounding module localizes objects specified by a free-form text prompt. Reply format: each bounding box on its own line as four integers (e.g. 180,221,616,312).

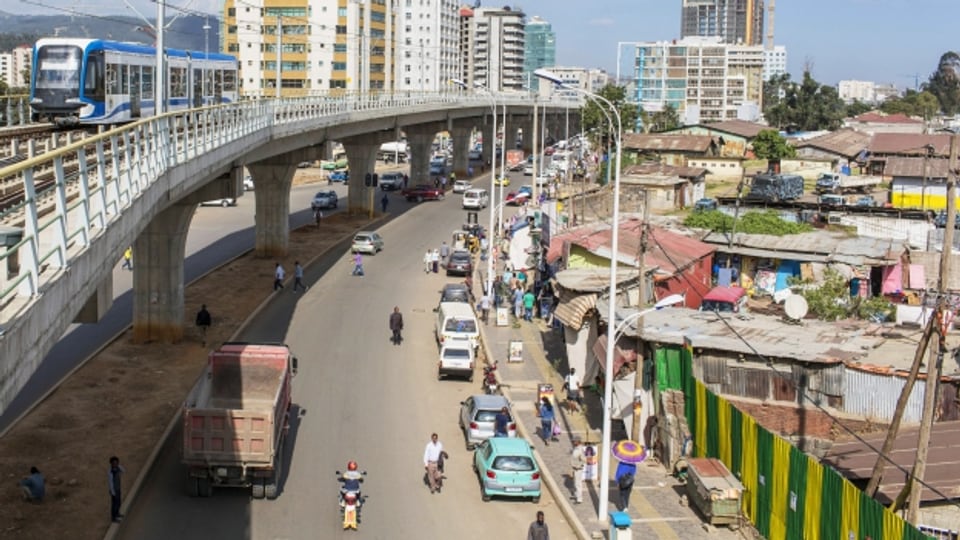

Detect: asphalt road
0,180,340,433
116,170,573,539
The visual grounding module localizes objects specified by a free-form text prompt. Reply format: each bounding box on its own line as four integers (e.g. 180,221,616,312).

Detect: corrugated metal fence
843,369,926,424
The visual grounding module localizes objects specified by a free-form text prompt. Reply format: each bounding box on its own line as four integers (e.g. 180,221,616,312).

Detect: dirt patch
0,174,375,540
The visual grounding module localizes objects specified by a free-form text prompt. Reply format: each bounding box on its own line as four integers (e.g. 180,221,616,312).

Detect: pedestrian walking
615,460,637,511
431,249,440,273
494,406,510,437
121,247,133,270
563,368,583,413
423,250,432,273
439,241,450,260
352,252,364,276
538,397,555,446
108,456,125,522
381,193,389,213
570,437,586,504
513,286,524,320
19,466,45,502
423,433,446,494
292,261,307,292
403,173,409,189
523,289,536,321
478,293,491,324
195,304,212,346
314,208,323,228
273,263,285,290
527,510,550,540
389,306,404,345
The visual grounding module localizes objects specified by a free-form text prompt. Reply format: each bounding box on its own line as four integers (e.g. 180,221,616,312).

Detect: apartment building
632,36,764,123
396,0,459,91
459,6,525,91
223,0,394,97
536,66,608,98
681,0,765,46
522,16,555,92
762,45,786,82
838,80,877,104
0,45,32,89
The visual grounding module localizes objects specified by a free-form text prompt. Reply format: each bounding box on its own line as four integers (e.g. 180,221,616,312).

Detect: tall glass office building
522,16,555,91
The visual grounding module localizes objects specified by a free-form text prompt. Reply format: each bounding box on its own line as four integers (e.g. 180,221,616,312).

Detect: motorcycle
336,470,367,530
482,361,499,395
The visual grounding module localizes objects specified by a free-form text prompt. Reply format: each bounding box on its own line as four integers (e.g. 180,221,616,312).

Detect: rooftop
622,134,714,153
851,112,923,125
622,162,710,179
883,156,950,179
793,128,872,159
701,119,769,139
869,133,951,157
700,230,903,266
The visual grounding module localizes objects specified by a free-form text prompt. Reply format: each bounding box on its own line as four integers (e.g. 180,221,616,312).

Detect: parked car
445,250,474,276
200,198,237,207
379,172,405,191
439,283,471,304
694,198,718,212
934,211,960,229
459,394,517,450
311,190,338,210
297,161,312,168
439,341,475,381
468,149,483,161
453,179,472,193
493,176,510,187
243,176,254,191
402,184,445,202
473,438,540,502
328,170,349,183
523,164,534,176
854,195,878,207
505,191,531,206
351,231,384,254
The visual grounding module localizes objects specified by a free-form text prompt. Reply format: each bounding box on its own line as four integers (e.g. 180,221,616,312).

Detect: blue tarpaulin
775,260,800,291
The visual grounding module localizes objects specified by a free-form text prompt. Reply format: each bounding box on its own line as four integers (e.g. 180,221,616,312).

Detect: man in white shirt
423,433,445,493
563,368,582,413
273,263,285,291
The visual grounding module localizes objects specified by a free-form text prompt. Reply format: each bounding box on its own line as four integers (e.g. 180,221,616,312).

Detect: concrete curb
103,214,391,540
476,322,592,540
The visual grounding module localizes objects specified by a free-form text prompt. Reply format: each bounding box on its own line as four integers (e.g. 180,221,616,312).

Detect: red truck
181,342,298,499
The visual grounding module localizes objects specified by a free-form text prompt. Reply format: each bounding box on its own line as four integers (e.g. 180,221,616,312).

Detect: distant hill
0,11,221,53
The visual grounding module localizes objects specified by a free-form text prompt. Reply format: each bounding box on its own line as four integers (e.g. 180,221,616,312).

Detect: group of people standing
422,240,450,274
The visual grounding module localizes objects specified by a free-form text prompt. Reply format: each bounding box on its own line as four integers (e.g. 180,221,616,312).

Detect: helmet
347,460,358,471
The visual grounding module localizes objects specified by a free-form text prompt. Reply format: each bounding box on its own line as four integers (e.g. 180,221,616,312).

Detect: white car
200,198,237,207
351,231,384,254
243,176,254,191
453,180,472,193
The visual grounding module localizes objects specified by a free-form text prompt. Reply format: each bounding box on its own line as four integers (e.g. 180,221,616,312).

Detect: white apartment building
762,45,786,81
838,80,877,103
632,36,764,123
0,54,11,89
459,6,525,91
536,66,609,98
397,0,459,91
224,0,395,97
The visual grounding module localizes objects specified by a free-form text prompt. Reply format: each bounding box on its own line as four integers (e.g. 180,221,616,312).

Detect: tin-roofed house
621,134,717,167
620,163,709,211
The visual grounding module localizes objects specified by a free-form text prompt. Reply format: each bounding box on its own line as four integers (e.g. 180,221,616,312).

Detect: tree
880,89,940,119
580,84,639,143
643,104,679,133
925,51,960,115
844,100,873,118
762,73,792,129
752,129,796,160
761,71,845,131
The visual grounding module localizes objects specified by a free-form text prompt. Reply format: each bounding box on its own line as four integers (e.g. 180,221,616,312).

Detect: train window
35,44,82,89
84,53,105,100
142,66,153,96
223,70,237,92
208,70,216,94
120,65,129,95
170,67,187,98
107,64,120,95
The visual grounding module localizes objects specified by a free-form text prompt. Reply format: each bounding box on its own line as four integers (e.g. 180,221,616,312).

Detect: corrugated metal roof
883,156,950,179
793,128,872,158
823,421,960,504
851,112,923,124
620,174,687,187
552,289,597,330
622,133,714,153
599,306,887,365
842,369,925,423
554,267,640,293
623,163,710,179
702,119,768,139
869,133,951,156
701,230,901,265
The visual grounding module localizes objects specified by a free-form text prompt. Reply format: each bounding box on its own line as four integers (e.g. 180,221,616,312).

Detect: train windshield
35,45,82,89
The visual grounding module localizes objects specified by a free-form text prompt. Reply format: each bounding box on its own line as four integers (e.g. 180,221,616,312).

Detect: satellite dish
784,295,809,321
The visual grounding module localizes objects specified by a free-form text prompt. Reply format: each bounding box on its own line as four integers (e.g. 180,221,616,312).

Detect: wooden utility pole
905,132,958,524
631,192,650,443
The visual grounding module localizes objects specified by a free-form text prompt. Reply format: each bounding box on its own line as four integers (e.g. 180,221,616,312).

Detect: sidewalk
480,314,741,540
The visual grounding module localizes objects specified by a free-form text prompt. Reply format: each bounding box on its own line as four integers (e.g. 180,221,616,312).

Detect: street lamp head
448,78,468,90
654,294,685,310
533,68,565,87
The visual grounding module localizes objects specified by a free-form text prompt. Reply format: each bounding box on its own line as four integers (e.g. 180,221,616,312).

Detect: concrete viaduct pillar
450,120,474,178
517,115,534,156
480,115,494,170
342,132,393,215
248,155,296,258
405,122,444,183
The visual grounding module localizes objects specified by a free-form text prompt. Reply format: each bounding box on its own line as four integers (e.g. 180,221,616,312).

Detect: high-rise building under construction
680,0,765,46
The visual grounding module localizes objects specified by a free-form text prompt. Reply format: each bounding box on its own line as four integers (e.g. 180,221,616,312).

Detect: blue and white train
30,38,238,127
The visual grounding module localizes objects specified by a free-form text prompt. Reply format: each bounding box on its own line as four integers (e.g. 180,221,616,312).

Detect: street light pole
155,0,165,114
536,68,623,522
452,79,498,298
203,18,210,103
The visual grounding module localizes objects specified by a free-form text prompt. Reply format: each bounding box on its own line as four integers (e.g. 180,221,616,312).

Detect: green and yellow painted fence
679,344,933,540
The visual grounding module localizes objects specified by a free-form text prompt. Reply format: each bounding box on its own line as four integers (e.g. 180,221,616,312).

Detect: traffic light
364,173,372,187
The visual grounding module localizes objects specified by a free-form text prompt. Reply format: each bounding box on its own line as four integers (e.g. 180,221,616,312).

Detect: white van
435,302,480,350
462,188,489,209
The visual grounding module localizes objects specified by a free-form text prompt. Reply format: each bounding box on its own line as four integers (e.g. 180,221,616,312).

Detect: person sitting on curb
19,466,45,502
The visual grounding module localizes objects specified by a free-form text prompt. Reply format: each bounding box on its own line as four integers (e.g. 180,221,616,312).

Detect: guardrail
0,91,577,325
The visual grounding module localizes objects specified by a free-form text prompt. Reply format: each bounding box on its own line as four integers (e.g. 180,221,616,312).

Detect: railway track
715,196,933,221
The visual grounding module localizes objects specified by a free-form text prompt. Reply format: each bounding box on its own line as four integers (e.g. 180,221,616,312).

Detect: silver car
351,231,384,254
459,394,517,450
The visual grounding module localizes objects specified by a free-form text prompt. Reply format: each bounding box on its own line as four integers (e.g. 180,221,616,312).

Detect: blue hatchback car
473,438,541,503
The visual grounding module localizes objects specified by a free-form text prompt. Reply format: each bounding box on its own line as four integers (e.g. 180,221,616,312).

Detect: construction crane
901,73,923,92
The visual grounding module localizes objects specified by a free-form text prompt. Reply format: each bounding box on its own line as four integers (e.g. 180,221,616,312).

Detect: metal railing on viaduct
0,91,578,414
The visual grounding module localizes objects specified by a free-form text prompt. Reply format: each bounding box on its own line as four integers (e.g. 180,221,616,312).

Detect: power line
18,0,203,39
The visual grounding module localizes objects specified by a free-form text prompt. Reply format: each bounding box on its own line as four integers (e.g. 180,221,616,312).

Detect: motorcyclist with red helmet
339,460,364,496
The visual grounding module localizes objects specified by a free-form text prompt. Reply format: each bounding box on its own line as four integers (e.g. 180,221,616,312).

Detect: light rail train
30,38,238,127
